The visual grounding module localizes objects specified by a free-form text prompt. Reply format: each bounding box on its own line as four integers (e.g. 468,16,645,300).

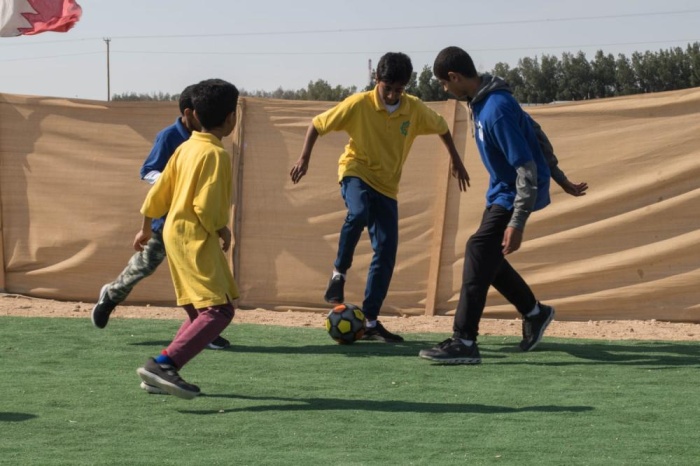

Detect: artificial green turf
0,315,698,465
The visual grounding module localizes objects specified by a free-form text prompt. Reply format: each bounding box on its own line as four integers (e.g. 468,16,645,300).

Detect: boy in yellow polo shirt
133,79,239,399
290,52,470,342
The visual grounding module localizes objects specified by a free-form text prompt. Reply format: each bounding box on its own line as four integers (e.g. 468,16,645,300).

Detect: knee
345,209,369,228
219,305,235,322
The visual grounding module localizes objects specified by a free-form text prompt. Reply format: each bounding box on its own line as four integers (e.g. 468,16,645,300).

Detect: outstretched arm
290,124,319,184
438,131,470,192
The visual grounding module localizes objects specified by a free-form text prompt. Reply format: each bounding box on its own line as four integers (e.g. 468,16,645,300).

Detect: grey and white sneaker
419,338,481,364
136,358,200,400
91,284,117,329
520,303,555,352
207,335,231,350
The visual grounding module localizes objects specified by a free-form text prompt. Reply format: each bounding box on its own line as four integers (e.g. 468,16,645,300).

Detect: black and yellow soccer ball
325,303,365,344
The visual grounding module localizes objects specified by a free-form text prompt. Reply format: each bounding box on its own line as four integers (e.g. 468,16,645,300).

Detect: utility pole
104,37,111,101
368,59,373,87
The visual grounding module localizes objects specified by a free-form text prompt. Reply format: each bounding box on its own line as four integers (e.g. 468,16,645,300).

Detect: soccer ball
325,303,366,344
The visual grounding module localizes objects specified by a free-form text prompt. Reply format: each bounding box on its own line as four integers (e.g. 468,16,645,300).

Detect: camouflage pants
106,230,166,304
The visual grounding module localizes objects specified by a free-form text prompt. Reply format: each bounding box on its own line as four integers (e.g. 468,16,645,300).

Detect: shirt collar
371,85,410,116
190,131,224,148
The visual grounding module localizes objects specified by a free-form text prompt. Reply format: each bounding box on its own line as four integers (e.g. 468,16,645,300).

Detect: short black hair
191,79,239,130
376,52,413,84
433,46,478,80
178,84,196,115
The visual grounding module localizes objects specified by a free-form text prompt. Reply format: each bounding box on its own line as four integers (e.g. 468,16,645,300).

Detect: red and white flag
0,0,82,37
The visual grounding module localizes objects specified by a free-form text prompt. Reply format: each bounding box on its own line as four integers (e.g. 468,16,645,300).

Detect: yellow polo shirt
312,86,449,199
141,131,239,308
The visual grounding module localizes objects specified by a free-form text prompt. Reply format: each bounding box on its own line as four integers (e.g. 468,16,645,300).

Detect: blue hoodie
139,117,190,232
469,75,551,213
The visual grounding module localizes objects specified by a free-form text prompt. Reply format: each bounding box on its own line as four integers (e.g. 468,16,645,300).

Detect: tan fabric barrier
1,89,699,322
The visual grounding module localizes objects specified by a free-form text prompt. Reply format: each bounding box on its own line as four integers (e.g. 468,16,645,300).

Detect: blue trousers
334,177,398,320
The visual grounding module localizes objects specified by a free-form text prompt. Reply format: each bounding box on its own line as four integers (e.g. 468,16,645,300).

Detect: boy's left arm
529,116,588,197
438,131,470,192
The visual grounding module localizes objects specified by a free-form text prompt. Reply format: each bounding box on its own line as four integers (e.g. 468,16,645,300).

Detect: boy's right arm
290,123,319,184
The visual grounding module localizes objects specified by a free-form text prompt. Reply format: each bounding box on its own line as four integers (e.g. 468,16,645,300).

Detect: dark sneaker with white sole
140,381,168,395
419,338,482,364
519,303,555,352
136,358,200,400
324,274,345,304
207,335,231,350
361,321,404,343
92,284,117,329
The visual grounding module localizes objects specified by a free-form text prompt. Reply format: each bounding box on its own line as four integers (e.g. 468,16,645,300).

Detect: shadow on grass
129,340,173,347
129,340,449,358
491,341,700,368
0,412,36,422
181,393,594,415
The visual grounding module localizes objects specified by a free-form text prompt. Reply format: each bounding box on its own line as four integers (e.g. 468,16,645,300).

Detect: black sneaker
361,321,404,343
140,381,169,395
519,303,555,352
207,335,231,350
419,338,481,364
91,284,117,329
324,274,345,303
136,358,200,400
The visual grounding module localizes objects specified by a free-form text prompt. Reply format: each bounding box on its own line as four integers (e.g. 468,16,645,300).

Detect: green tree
614,54,638,95
558,51,593,100
517,56,542,103
112,91,176,102
413,65,449,101
687,42,700,87
591,51,617,98
539,54,560,102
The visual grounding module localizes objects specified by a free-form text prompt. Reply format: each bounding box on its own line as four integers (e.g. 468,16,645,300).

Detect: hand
451,161,471,192
218,226,232,252
290,158,309,184
502,226,523,255
133,230,151,251
559,179,588,197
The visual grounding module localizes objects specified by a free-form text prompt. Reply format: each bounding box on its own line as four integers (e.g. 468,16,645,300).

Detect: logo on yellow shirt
400,121,410,136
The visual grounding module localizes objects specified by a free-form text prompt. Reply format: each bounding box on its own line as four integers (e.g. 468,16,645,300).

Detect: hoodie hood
470,74,512,105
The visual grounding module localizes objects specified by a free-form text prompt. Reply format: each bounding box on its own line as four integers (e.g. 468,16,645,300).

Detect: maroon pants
166,303,235,368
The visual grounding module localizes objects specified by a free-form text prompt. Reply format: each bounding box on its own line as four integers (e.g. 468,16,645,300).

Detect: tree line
112,42,700,104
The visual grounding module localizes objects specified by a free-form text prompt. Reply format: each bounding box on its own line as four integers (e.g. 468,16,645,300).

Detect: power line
1,9,699,47
116,39,699,55
3,39,697,62
0,51,101,61
109,9,700,40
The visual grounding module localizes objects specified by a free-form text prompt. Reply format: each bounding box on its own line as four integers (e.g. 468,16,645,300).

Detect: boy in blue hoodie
419,46,587,364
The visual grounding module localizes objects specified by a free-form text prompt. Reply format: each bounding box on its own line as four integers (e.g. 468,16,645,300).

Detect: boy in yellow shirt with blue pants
134,79,239,399
290,52,470,342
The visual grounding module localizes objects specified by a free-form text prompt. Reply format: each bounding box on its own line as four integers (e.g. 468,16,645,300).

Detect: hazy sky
1,0,699,100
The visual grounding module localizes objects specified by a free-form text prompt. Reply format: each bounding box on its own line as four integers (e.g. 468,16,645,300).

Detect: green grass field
0,316,698,465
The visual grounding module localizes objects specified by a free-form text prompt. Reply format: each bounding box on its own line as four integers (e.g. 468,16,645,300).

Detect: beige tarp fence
1,88,699,322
